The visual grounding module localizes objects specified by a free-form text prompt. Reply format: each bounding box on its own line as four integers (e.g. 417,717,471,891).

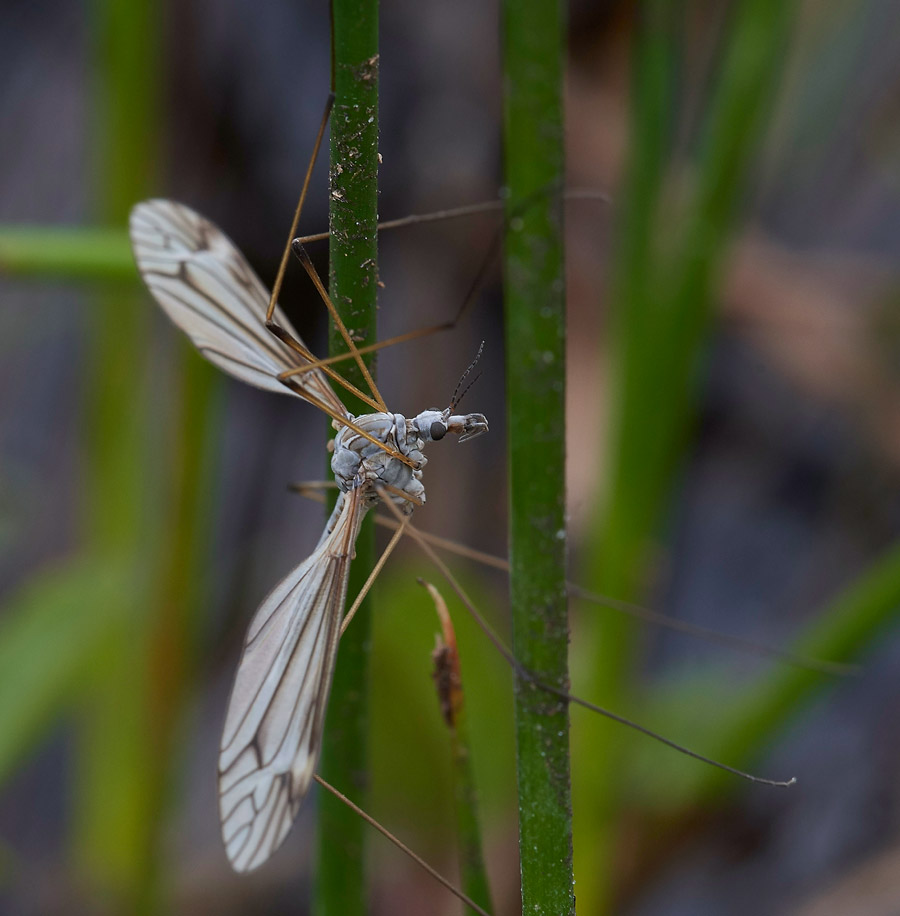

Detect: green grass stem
315,1,379,912
501,0,572,911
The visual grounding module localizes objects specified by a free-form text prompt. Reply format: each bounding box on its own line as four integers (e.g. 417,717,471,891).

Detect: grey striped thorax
332,408,488,511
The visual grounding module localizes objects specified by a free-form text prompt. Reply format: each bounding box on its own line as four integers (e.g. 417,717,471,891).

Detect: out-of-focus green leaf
575,2,798,910
632,537,900,810
69,0,168,909
0,554,131,785
0,227,135,280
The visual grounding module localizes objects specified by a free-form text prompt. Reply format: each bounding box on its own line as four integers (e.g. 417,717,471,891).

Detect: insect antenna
449,341,485,411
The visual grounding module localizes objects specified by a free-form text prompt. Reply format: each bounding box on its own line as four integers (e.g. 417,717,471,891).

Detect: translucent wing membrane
218,488,366,872
129,199,348,418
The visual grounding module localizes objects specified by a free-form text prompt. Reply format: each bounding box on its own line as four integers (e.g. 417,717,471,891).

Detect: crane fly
129,199,488,873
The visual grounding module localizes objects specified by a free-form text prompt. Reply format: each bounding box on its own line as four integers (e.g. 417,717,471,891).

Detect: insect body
129,200,487,873
331,409,486,510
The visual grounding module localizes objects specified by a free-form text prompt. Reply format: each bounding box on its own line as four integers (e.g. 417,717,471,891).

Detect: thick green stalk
315,1,379,913
501,0,572,912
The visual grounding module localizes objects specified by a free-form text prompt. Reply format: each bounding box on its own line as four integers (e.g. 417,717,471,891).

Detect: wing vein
216,488,367,871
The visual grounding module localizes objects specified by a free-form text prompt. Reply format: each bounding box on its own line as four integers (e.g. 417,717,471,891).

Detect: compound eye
429,420,447,441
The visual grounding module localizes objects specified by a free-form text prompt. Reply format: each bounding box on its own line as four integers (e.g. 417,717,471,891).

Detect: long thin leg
313,776,491,916
340,516,409,636
282,188,611,382
258,178,417,467
291,243,387,410
290,484,859,676
375,494,796,789
278,341,385,414
294,188,610,244
264,93,333,342
389,518,857,676
259,93,387,414
283,227,498,383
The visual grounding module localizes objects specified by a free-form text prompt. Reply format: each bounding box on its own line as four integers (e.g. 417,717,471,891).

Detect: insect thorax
332,412,427,511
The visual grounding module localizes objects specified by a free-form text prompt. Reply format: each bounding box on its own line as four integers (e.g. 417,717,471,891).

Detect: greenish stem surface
315,1,379,913
502,0,572,912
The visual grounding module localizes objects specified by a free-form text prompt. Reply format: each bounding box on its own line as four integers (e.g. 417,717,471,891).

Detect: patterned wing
129,199,347,417
217,488,365,872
